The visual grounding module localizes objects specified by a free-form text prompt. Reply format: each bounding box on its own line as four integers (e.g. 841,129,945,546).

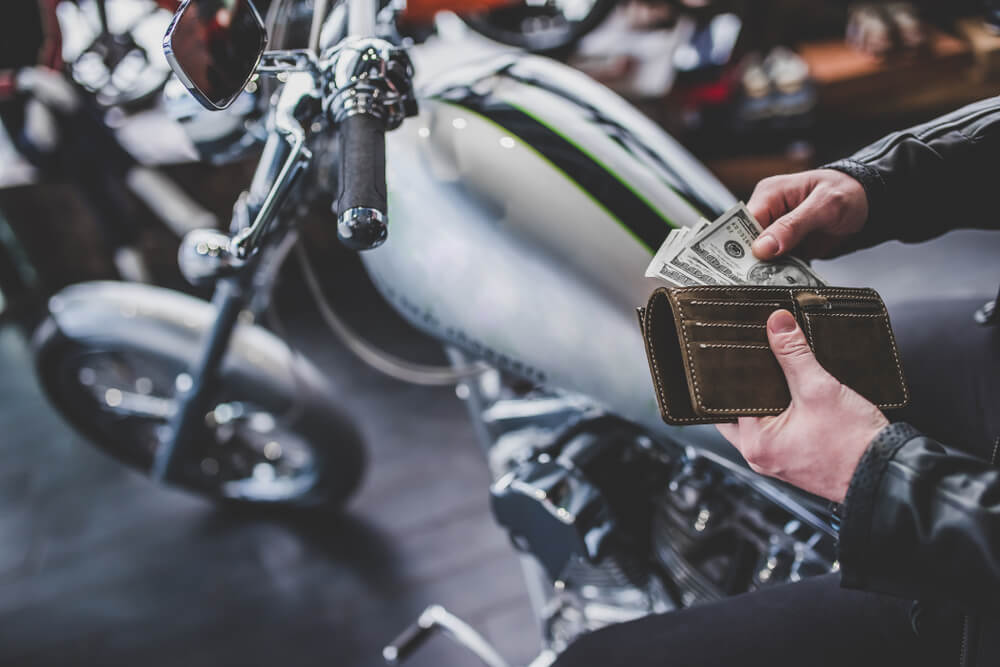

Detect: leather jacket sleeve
838,423,1000,613
824,96,1000,253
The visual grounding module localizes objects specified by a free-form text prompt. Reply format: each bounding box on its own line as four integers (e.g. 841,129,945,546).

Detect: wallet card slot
802,310,908,409
683,321,769,345
685,344,790,414
680,300,789,323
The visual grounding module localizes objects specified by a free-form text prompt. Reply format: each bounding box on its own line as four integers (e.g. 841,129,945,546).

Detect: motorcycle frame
147,3,841,663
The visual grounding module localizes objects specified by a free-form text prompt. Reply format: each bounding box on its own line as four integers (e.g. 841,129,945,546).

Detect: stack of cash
645,202,826,287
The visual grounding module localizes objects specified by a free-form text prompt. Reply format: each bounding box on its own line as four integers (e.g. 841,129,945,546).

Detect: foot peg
383,605,509,667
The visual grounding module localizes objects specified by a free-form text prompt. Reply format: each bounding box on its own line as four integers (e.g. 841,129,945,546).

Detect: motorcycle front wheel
32,282,366,509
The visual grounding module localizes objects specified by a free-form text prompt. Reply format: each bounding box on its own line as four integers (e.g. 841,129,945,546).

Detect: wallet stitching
875,297,909,407
697,343,770,350
676,286,874,295
648,292,707,424
802,309,909,409
688,321,767,329
688,300,785,307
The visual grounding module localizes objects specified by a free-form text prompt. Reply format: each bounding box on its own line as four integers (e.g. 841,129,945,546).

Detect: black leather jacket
825,96,1000,667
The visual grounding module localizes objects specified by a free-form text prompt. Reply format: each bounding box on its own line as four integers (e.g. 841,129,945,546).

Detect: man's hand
715,310,888,503
747,169,868,260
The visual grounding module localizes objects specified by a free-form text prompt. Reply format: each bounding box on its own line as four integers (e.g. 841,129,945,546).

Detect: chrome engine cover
362,53,737,454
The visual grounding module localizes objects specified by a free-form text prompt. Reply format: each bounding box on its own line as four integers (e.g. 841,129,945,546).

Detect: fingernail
752,235,779,258
769,310,797,334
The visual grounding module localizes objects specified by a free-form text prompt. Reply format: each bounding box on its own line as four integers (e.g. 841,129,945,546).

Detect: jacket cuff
820,158,890,255
838,422,921,589
0,70,17,102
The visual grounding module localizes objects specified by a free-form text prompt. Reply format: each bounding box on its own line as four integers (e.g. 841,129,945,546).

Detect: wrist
0,70,19,101
820,159,884,254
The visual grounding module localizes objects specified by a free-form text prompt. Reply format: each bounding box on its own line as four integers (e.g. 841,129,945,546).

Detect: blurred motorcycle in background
31,0,840,663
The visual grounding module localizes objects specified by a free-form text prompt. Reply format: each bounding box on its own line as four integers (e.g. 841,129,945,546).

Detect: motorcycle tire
459,0,618,56
32,281,366,510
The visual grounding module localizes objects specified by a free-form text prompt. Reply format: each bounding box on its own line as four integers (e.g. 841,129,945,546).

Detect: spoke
99,388,176,420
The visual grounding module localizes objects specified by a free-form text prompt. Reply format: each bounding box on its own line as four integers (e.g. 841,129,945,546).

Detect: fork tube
309,0,330,53
150,277,248,483
347,0,377,37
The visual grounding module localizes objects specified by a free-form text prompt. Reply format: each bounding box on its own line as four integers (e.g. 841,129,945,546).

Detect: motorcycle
32,0,840,661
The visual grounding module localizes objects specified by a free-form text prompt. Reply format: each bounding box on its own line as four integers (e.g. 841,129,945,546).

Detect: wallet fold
638,286,909,425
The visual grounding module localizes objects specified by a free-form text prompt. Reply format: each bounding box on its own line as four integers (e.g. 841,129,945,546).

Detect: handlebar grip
335,112,388,250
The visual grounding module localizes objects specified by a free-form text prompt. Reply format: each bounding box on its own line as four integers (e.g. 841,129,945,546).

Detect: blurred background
1,0,1000,665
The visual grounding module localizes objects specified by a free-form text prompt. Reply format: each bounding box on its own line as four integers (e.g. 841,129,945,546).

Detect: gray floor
0,305,538,667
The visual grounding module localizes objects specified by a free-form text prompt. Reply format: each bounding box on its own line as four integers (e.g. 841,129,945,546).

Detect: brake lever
256,49,320,76
230,72,319,259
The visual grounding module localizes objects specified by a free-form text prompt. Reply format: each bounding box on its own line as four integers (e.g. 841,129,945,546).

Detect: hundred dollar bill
683,202,826,286
646,230,698,286
662,233,731,285
646,227,726,286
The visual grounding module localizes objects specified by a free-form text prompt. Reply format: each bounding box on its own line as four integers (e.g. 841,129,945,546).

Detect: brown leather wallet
638,286,909,425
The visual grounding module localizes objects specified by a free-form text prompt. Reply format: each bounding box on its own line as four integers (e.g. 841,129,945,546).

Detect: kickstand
382,605,509,667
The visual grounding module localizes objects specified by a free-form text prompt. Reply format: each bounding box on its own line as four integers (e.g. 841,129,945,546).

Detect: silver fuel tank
361,53,737,450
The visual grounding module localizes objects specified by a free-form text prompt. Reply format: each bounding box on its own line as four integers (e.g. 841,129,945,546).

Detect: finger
746,173,816,228
752,189,827,259
766,310,834,402
746,179,792,228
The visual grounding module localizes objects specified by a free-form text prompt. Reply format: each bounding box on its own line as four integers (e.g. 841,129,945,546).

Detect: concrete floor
1,225,997,667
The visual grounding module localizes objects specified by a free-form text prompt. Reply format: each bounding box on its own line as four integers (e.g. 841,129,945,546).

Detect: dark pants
555,295,1000,667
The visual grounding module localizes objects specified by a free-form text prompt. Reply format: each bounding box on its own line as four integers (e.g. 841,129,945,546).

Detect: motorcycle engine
489,413,838,648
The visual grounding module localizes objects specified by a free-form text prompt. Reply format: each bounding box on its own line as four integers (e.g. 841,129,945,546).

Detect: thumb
752,190,825,259
766,310,830,400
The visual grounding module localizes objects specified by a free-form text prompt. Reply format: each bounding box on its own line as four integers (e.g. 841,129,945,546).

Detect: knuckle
773,332,810,358
825,188,849,214
756,175,780,190
741,440,772,469
753,175,787,198
798,375,840,402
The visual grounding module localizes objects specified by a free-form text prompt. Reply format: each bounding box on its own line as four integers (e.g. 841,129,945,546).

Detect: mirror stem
96,0,111,37
347,0,377,37
310,0,331,54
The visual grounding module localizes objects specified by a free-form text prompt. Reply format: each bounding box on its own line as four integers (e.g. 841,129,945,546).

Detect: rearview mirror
163,0,267,110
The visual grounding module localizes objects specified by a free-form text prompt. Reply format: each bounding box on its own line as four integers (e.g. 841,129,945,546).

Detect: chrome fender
39,281,335,404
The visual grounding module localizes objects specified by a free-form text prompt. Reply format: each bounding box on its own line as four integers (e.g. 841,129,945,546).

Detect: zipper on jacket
959,615,969,667
962,437,1000,666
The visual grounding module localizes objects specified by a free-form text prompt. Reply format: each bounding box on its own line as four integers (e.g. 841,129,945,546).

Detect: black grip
335,112,388,249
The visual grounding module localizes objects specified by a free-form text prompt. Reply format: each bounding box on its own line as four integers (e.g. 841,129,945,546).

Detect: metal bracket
257,49,320,76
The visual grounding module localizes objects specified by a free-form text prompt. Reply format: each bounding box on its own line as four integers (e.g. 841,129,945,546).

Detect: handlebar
208,0,414,259
336,112,389,249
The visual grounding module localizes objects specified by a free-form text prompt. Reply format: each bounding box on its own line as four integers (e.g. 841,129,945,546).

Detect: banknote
645,203,826,287
646,228,726,285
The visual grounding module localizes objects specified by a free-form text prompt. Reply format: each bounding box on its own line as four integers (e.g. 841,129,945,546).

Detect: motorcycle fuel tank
362,53,736,446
